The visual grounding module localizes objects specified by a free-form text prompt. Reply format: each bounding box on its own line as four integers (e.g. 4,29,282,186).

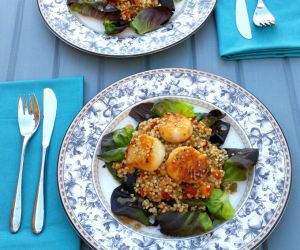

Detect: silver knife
236,0,252,39
32,88,57,234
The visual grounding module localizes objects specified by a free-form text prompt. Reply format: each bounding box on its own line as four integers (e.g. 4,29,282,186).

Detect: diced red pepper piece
182,194,188,200
139,189,144,196
155,169,160,174
150,121,158,129
202,140,208,148
161,191,171,200
184,187,197,196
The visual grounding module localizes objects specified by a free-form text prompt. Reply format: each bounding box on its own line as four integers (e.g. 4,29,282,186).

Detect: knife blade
236,0,252,39
32,88,57,234
42,88,57,147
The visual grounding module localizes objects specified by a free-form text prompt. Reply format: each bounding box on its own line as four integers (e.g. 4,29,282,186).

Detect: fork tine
33,95,39,116
29,95,33,114
23,95,29,114
18,96,24,117
253,0,276,27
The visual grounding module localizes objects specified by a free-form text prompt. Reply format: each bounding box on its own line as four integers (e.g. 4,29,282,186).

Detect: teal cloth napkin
215,0,300,60
0,77,83,250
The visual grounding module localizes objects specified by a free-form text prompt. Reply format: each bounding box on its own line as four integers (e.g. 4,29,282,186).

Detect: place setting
10,88,56,235
0,77,83,249
215,0,300,59
1,0,298,250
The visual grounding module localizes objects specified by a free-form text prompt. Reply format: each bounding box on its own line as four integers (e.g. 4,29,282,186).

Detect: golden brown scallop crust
166,146,208,183
126,134,165,171
158,113,193,143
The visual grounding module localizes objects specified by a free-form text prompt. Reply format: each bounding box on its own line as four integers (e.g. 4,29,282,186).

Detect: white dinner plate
37,0,216,57
58,68,291,249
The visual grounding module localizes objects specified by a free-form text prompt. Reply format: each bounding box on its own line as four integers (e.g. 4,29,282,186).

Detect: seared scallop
126,134,165,171
158,113,193,143
166,146,208,183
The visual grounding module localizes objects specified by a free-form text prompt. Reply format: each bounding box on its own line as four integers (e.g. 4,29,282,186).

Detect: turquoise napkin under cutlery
0,77,83,250
215,0,300,60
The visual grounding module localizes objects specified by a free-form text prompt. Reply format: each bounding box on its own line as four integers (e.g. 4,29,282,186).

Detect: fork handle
32,146,47,234
10,136,29,233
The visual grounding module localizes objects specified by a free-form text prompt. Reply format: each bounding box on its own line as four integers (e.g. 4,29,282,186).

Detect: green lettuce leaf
98,147,127,163
104,19,129,35
101,127,135,151
151,99,195,118
69,3,104,19
112,127,135,147
203,189,235,220
222,160,247,183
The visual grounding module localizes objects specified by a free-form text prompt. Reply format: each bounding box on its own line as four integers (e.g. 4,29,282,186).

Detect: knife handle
32,147,47,234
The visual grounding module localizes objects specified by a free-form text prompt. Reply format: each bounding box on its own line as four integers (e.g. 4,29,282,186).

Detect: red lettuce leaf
130,7,172,35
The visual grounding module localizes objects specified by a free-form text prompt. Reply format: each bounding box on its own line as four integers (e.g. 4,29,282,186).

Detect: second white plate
38,0,216,57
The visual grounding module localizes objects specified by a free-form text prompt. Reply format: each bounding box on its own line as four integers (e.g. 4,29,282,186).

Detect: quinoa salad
114,116,227,214
67,0,176,35
98,99,259,237
107,0,160,21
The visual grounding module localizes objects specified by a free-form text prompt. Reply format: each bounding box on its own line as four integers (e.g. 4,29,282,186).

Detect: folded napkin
0,77,83,250
215,0,300,60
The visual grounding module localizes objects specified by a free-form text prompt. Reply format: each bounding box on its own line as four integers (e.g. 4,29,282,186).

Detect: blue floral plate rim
57,68,291,250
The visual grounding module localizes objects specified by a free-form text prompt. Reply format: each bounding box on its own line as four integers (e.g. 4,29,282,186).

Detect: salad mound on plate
98,99,259,237
67,0,175,35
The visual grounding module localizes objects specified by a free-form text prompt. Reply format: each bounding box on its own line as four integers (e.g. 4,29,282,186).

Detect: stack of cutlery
10,88,57,234
236,0,276,39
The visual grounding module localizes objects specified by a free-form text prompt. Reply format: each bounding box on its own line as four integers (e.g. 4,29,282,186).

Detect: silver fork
10,95,40,233
253,0,275,27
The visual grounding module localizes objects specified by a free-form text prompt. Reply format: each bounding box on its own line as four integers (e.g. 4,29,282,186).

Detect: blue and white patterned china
38,0,216,57
58,69,291,249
